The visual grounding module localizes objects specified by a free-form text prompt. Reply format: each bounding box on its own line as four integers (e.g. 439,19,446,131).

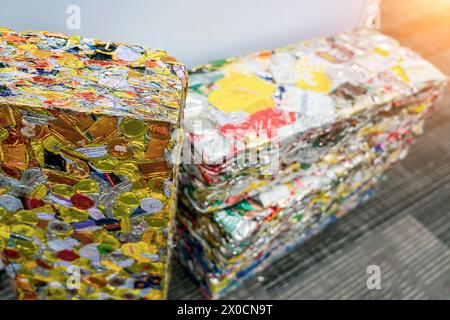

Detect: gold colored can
120,118,147,139
85,116,118,143
95,233,120,250
91,158,119,173
43,287,68,300
147,177,166,192
107,137,133,158
59,206,89,223
65,159,90,179
116,192,140,208
145,136,169,160
43,136,62,153
119,217,131,233
74,179,99,194
145,217,168,231
113,204,133,219
148,120,170,138
11,224,36,238
0,128,9,141
0,237,5,251
29,185,49,200
1,143,29,171
16,240,38,256
49,114,89,147
15,210,38,225
0,106,16,128
51,184,75,199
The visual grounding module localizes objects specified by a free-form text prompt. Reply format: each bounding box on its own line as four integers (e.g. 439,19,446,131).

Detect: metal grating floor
1,0,450,301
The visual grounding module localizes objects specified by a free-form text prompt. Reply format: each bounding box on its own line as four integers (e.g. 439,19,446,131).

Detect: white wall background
0,0,367,67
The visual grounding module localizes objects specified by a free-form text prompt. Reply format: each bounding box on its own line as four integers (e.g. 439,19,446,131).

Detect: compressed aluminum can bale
176,29,447,299
0,28,187,300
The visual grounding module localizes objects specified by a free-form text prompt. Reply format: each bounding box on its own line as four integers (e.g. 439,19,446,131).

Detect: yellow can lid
51,184,75,199
74,179,99,194
120,118,147,138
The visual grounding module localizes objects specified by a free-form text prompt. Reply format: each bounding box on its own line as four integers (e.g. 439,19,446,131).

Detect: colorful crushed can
0,28,187,300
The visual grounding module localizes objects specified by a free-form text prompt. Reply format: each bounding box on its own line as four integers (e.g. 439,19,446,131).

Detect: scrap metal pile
176,29,447,299
0,28,187,299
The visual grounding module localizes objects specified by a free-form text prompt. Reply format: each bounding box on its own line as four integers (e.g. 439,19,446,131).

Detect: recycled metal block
0,28,187,300
176,29,447,299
